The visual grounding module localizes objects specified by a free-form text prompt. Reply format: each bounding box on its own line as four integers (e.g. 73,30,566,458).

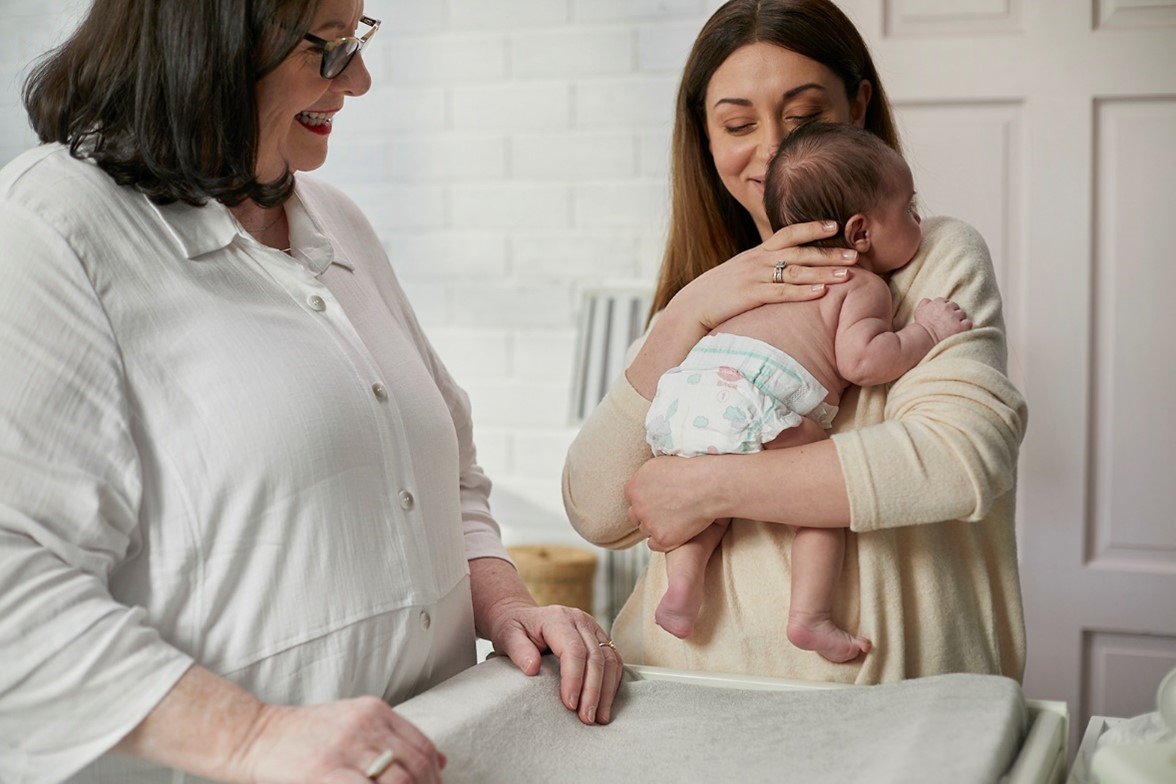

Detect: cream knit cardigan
562,217,1027,684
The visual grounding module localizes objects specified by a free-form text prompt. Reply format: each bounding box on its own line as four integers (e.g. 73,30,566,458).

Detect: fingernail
587,705,596,724
822,221,837,231
811,284,826,291
841,250,857,260
568,692,579,711
833,268,848,278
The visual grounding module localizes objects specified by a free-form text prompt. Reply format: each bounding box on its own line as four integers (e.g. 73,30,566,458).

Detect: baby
645,122,973,661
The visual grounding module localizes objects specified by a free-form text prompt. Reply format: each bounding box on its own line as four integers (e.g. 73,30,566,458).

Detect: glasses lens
323,39,360,78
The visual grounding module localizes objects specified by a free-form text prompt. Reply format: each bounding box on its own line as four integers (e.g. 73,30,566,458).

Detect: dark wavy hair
764,121,905,247
23,0,317,207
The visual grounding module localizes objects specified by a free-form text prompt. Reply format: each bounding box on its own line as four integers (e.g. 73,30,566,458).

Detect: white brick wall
0,0,730,543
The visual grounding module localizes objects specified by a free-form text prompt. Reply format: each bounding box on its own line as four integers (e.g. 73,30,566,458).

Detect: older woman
564,0,1026,685
0,1,621,782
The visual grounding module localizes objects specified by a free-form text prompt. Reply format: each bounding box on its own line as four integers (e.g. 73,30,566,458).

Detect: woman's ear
845,214,871,252
850,79,873,129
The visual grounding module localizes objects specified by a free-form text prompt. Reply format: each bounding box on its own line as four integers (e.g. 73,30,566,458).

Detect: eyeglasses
303,16,381,79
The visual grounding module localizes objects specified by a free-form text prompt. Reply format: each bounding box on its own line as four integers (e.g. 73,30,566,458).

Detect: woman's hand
625,454,726,551
628,220,857,398
236,699,445,784
668,219,857,335
469,557,622,726
113,665,445,784
485,601,623,726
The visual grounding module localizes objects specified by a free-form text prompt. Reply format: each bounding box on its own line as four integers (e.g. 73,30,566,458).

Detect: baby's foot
787,612,872,663
655,576,703,639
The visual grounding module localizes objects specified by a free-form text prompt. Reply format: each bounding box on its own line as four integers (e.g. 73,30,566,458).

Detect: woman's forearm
624,307,709,399
716,439,851,527
629,439,851,552
468,556,537,641
112,665,264,783
696,441,856,526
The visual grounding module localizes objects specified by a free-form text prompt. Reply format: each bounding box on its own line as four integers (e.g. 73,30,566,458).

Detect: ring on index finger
772,260,788,284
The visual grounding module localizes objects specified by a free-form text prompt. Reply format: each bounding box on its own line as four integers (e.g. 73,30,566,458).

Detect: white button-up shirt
0,146,511,783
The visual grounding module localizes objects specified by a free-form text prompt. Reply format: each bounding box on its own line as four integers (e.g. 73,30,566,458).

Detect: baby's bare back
709,273,883,406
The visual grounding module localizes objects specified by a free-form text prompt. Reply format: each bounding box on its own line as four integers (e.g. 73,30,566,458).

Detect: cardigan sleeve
562,341,655,550
831,217,1028,531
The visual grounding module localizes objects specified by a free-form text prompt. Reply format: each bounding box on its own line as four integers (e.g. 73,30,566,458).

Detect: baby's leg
762,413,828,450
787,526,872,662
656,519,730,639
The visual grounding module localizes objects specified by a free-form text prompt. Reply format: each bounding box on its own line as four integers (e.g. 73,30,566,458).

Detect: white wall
0,0,730,545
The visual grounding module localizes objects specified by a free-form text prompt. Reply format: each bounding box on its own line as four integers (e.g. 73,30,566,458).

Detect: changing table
393,655,1068,783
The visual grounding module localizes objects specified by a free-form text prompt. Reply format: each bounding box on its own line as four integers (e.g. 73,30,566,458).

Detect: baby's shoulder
838,267,891,302
821,269,893,328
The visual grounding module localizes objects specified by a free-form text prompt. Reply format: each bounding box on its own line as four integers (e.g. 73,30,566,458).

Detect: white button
307,295,326,311
372,382,388,401
419,611,431,630
399,490,414,510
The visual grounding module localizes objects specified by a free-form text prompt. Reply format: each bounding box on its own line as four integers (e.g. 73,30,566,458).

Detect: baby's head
764,122,922,274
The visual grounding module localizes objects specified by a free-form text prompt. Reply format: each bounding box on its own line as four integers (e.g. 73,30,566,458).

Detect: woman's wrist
469,557,537,640
702,454,739,521
112,665,269,784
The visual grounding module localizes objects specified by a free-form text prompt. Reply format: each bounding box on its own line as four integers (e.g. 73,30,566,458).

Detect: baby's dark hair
764,122,907,247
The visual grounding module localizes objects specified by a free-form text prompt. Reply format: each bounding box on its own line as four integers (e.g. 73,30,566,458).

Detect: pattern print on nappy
644,334,833,458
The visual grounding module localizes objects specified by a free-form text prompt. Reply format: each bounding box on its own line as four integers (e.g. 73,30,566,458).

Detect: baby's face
866,162,922,273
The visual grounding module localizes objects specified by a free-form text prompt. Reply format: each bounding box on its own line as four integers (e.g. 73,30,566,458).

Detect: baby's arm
835,274,972,386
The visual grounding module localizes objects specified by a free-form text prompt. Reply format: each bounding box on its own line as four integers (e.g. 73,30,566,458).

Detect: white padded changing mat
394,656,1028,783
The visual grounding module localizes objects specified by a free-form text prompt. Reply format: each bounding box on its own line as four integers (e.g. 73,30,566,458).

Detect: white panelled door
840,0,1176,753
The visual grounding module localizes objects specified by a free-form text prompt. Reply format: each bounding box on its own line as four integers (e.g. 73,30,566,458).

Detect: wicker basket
508,545,597,615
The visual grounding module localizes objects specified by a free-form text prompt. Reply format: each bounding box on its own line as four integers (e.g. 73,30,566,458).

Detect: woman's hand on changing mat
486,601,623,726
626,454,724,552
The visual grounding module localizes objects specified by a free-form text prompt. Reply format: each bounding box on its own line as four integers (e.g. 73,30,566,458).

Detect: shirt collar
285,189,347,275
149,197,238,259
146,179,349,276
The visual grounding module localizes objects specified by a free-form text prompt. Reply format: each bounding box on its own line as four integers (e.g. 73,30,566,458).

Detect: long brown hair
649,0,900,320
23,0,317,207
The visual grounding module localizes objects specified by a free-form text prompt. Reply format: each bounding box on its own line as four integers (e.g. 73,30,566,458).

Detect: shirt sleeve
831,217,1028,532
0,205,193,782
443,372,513,563
375,260,511,564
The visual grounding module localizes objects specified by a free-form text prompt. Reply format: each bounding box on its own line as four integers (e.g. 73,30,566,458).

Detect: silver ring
772,260,788,284
365,749,395,779
598,640,617,651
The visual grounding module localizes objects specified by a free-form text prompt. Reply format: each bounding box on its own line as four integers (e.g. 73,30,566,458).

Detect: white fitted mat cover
394,655,1028,783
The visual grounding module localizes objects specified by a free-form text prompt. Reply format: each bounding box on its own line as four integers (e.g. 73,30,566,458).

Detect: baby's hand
914,297,973,343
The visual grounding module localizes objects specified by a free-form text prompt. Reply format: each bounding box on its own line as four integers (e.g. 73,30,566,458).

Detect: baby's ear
845,214,871,252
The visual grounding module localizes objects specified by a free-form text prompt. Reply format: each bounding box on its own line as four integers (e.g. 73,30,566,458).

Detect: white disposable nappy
645,333,837,457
